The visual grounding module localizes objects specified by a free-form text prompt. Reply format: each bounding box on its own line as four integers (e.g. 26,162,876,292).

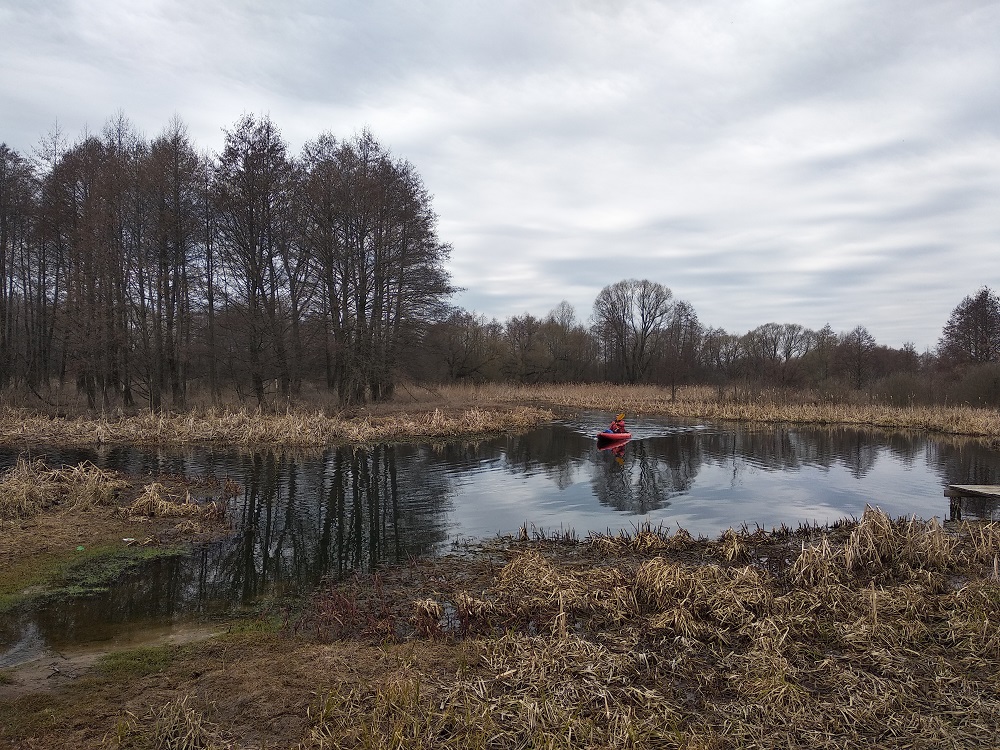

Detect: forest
1,115,999,411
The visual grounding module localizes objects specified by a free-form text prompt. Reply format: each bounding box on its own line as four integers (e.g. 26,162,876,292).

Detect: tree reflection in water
215,445,452,604
5,419,1000,659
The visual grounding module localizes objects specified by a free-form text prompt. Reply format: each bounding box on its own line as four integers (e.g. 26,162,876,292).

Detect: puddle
0,620,222,697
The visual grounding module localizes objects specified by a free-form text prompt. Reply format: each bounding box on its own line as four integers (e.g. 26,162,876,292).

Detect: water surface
3,414,1000,665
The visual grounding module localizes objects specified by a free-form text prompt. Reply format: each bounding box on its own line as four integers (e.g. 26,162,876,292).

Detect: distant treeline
1,115,999,411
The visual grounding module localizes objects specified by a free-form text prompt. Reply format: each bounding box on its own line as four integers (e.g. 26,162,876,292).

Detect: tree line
1,115,997,410
421,281,1000,407
0,114,453,409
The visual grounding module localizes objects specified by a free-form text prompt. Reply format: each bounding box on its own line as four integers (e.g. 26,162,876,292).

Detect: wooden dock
945,485,1000,521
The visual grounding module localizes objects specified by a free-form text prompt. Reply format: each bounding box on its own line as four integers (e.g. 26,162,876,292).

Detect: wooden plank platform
944,485,1000,499
945,485,1000,521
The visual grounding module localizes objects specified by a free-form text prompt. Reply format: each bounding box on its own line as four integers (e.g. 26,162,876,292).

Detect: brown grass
287,507,1000,749
117,483,224,525
7,508,1000,748
107,694,234,750
453,382,1000,438
0,404,553,448
3,382,1000,448
0,457,130,520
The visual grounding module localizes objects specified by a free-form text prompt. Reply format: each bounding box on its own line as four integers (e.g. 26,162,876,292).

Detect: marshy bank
4,507,1000,748
0,458,231,617
3,383,1000,449
4,387,1000,748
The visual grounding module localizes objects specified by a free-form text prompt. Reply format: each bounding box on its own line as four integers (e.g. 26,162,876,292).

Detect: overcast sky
2,0,998,350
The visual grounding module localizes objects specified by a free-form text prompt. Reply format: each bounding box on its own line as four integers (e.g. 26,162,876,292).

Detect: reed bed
296,507,1000,749
0,405,553,447
2,383,998,447
453,382,1000,438
118,482,224,525
0,457,129,520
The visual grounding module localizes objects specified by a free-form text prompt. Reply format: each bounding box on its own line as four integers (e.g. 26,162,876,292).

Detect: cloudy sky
2,0,998,350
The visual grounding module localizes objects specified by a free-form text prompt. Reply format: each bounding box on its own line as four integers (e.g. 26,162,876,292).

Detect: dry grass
450,382,1000,438
9,507,1000,748
0,457,130,520
0,404,553,448
3,382,999,448
289,507,1000,749
118,483,225,526
106,695,234,750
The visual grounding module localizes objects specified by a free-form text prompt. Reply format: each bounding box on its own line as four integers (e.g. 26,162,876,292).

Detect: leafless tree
592,278,674,383
213,114,297,406
299,130,454,404
838,325,877,389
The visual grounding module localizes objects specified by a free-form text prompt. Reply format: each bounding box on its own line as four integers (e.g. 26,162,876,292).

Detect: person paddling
608,413,626,434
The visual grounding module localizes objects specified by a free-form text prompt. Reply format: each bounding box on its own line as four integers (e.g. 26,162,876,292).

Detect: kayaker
608,413,626,434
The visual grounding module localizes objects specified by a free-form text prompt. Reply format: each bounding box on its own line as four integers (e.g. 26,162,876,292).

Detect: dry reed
0,457,129,520
105,695,233,750
118,482,224,524
0,404,553,448
297,506,1000,749
4,382,1000,449
435,382,1000,438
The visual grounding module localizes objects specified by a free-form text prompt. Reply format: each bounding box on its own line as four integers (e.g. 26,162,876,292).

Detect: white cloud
2,0,998,348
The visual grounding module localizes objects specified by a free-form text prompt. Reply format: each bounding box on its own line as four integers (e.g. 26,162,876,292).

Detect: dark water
3,413,1000,665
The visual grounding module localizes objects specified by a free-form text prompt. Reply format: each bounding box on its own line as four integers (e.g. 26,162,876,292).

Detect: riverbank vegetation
4,507,1000,748
0,458,231,613
2,383,1000,448
0,403,554,447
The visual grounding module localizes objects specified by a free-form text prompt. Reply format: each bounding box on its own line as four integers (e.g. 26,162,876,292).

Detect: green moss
0,544,186,612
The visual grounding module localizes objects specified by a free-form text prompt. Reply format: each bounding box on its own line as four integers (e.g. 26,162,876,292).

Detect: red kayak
597,431,631,442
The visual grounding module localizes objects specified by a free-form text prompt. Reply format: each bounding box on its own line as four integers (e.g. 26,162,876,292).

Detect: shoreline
4,510,1000,748
2,383,1000,448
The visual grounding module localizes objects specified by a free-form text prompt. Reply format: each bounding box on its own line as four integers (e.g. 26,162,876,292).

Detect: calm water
4,413,1000,664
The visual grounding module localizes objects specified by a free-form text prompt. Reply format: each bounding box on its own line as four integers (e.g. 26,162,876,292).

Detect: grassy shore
2,382,1000,448
0,403,554,448
4,509,1000,748
468,382,1000,438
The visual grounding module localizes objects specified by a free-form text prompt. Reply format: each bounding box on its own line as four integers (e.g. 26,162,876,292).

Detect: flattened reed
300,508,1000,748
118,483,224,524
0,457,129,520
107,694,233,750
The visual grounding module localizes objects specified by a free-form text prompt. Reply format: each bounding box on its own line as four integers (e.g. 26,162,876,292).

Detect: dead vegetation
458,382,1000,438
118,483,225,527
108,695,235,750
283,506,1000,749
0,456,130,520
4,382,1000,450
8,506,1000,748
0,404,554,448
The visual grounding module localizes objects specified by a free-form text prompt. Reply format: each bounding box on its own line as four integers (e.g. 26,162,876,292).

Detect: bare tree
0,144,36,389
540,301,596,382
137,117,203,410
839,325,877,389
592,279,674,383
660,300,701,398
213,114,296,406
299,130,453,404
